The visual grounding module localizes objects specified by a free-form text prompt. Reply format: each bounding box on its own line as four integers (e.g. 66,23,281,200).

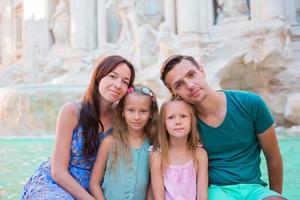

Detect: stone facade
0,0,300,135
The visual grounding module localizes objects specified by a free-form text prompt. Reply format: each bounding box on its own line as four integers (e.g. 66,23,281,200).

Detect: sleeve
247,92,274,134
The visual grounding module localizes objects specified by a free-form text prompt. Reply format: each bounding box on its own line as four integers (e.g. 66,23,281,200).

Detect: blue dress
21,126,112,200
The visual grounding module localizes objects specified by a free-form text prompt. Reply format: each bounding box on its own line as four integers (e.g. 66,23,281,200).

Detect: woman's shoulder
60,102,80,116
57,102,81,129
101,135,115,149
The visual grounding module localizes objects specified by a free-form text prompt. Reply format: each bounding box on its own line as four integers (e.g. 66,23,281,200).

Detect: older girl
90,84,158,200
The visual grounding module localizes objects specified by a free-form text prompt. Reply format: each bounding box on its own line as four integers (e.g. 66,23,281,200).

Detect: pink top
164,159,197,200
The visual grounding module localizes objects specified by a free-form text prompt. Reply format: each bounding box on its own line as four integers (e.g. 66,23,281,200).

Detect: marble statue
157,23,180,62
50,0,70,46
215,0,250,24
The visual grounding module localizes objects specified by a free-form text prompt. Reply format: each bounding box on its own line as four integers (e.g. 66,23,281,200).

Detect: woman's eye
122,80,129,85
109,74,116,79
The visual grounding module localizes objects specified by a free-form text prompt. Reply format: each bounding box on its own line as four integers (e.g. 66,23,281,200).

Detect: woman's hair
157,96,201,169
160,55,200,94
79,55,135,158
111,83,158,169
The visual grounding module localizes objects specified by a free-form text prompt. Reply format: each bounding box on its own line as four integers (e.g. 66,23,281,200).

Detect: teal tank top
102,138,150,200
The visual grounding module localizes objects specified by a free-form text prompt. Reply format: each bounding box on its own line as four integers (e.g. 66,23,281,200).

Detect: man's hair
160,55,200,92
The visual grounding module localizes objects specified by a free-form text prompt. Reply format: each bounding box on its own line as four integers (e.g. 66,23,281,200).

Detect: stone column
1,0,13,65
284,0,299,25
23,0,52,66
198,0,213,38
164,0,176,33
97,0,107,48
176,0,201,34
70,0,97,50
252,0,285,21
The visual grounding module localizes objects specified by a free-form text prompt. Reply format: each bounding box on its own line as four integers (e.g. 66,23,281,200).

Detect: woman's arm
258,125,283,193
196,148,208,200
51,103,95,200
90,136,113,200
149,151,165,200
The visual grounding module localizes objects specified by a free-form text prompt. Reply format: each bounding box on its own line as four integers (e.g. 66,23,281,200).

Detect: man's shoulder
224,90,261,103
223,89,257,97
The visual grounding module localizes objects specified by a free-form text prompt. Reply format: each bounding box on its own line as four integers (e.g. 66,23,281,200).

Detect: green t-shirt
197,90,274,186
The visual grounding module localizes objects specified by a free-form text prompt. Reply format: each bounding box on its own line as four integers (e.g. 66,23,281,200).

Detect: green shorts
208,184,285,200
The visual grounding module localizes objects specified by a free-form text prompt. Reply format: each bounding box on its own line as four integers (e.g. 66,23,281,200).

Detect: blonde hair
111,84,158,169
157,96,202,170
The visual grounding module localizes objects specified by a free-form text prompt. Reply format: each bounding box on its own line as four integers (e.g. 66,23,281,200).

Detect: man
160,55,285,200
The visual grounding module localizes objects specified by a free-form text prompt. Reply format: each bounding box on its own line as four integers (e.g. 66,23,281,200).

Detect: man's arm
257,125,283,193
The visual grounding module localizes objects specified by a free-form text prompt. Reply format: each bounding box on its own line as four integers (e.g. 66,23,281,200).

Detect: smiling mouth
109,90,120,96
189,89,200,97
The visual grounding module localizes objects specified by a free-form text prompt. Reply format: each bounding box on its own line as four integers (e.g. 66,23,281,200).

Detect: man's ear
166,85,175,96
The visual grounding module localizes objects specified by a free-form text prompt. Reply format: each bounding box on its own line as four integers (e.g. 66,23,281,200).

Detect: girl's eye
180,114,188,118
167,116,174,120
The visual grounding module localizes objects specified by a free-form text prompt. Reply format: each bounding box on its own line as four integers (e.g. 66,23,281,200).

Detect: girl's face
165,101,191,139
123,93,152,133
98,63,131,103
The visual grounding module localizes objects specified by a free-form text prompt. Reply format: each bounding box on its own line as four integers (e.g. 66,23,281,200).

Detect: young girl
21,55,135,200
150,96,208,200
90,84,158,200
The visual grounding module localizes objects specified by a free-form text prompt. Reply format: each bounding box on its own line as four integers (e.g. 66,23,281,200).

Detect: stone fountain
0,0,300,136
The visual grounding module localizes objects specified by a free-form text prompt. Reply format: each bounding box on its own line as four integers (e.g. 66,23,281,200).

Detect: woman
21,55,135,200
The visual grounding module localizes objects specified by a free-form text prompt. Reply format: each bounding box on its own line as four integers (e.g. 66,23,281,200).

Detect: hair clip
127,86,156,103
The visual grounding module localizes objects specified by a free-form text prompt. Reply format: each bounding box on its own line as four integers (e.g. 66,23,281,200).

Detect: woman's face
98,63,132,103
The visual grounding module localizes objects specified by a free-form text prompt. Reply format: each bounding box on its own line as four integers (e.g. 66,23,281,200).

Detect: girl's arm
51,103,95,200
149,151,165,200
196,147,208,200
90,135,113,200
146,182,154,200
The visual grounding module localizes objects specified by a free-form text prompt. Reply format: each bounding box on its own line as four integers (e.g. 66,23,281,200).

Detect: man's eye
174,83,183,90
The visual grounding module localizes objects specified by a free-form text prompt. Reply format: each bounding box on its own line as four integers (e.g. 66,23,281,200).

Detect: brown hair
79,55,135,158
111,84,158,169
157,96,202,170
160,55,200,94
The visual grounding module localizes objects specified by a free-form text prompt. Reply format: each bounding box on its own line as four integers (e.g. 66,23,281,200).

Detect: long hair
157,96,201,170
79,55,135,158
160,55,200,95
111,84,158,169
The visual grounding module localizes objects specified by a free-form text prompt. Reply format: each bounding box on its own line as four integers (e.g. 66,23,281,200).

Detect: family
21,55,286,200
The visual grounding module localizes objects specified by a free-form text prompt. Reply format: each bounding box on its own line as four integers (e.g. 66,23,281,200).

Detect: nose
114,78,122,89
134,112,140,120
175,116,181,125
187,81,194,89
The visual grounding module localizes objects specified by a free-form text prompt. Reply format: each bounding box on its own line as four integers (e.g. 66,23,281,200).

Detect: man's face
165,59,208,105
